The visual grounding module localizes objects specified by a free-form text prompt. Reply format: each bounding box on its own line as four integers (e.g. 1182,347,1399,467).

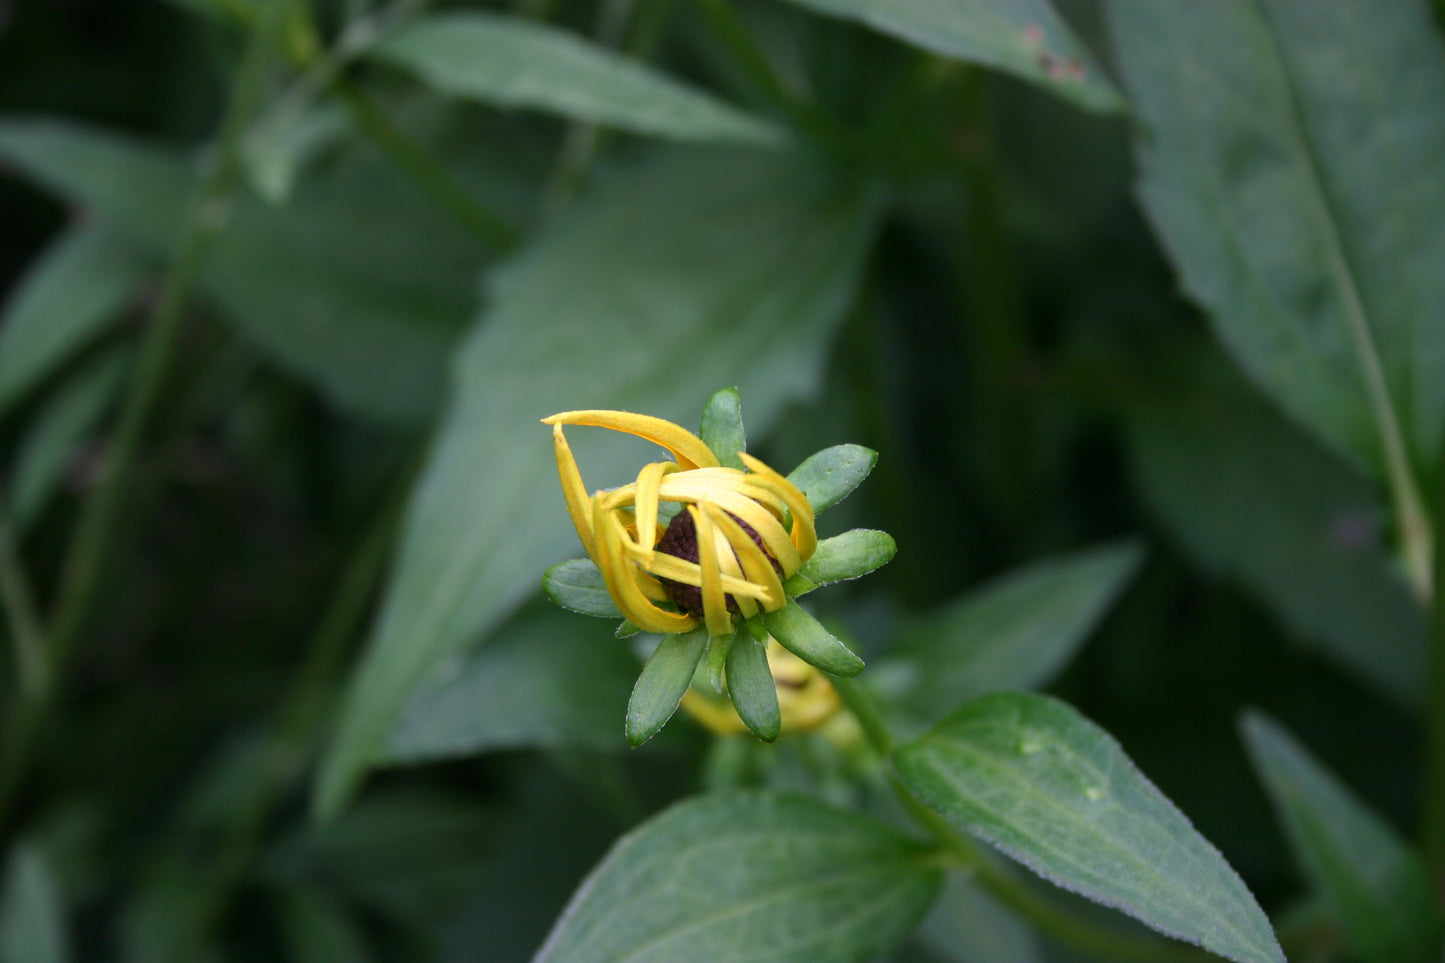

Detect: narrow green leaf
0,222,150,418
894,692,1283,963
316,147,879,818
1125,349,1427,708
726,633,780,741
370,13,783,145
542,559,623,619
1241,712,1439,963
785,528,897,596
0,119,480,425
532,790,943,963
883,541,1142,723
626,628,708,747
763,598,864,677
699,386,747,470
274,888,376,963
384,605,639,762
241,95,346,203
776,0,1122,112
8,350,127,531
787,444,877,515
0,842,69,963
1110,0,1445,476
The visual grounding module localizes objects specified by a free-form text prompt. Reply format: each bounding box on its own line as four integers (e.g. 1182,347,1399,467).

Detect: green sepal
700,387,747,470
763,599,864,677
625,627,709,746
726,633,780,742
787,444,877,515
705,633,733,693
743,613,770,643
543,558,623,618
615,619,642,638
785,529,897,596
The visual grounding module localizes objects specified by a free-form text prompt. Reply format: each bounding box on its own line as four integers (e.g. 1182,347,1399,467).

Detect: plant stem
334,80,519,252
908,793,1214,963
834,675,1218,963
0,504,47,699
696,0,846,152
164,459,412,961
1422,457,1445,899
0,1,281,832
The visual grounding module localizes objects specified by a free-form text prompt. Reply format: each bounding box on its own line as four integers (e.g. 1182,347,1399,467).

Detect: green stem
695,0,847,153
0,504,46,699
909,794,1214,963
834,676,1218,963
164,460,412,961
0,0,282,833
334,80,519,252
831,675,894,757
1423,460,1445,898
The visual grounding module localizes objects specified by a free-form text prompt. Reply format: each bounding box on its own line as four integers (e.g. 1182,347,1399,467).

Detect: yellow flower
542,409,817,639
679,639,841,735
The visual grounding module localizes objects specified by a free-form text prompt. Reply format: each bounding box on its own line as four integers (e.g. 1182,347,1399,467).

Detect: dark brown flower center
653,508,781,618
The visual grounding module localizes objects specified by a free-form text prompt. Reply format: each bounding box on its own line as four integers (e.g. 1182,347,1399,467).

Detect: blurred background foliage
0,0,1436,960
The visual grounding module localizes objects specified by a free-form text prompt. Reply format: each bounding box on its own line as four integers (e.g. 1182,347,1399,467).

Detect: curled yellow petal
739,452,816,563
689,503,734,637
704,501,785,611
594,501,696,635
632,461,676,558
636,551,772,603
543,411,719,471
551,424,596,563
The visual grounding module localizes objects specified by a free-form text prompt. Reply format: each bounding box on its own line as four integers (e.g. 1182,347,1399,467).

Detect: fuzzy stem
0,0,282,832
0,504,46,699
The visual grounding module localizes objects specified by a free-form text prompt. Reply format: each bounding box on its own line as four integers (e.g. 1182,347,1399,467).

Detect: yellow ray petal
632,461,675,557
705,507,758,620
543,411,719,470
739,453,817,563
655,469,787,517
657,476,798,576
704,502,784,611
551,424,596,562
631,550,773,603
594,502,696,634
689,503,733,637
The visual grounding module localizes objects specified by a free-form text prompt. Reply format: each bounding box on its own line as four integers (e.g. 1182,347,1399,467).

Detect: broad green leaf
700,386,747,470
1241,712,1439,963
776,0,1122,112
627,628,709,747
316,146,879,818
882,541,1142,724
263,788,493,922
371,13,783,145
542,559,623,619
764,598,864,677
0,222,150,418
0,119,481,424
384,605,639,762
787,444,876,514
8,350,127,531
0,842,69,963
785,529,896,596
1110,0,1445,476
533,790,942,963
726,633,780,741
894,692,1283,963
1125,350,1428,708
